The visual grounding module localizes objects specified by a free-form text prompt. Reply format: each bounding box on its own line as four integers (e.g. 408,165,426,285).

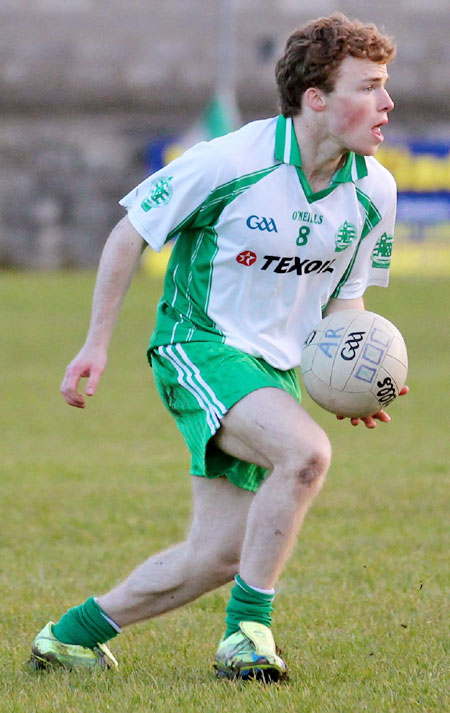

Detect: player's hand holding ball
301,310,408,428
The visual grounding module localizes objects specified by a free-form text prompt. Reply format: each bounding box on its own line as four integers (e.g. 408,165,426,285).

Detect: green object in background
202,93,238,139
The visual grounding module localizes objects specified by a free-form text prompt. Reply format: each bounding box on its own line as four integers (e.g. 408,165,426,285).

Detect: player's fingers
336,416,364,426
60,377,86,407
399,385,409,396
60,378,86,407
86,369,102,397
60,363,87,407
63,388,86,408
373,410,391,422
361,416,377,428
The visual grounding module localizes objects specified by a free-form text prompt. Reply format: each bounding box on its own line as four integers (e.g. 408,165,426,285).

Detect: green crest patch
141,176,173,212
372,232,393,268
335,221,357,252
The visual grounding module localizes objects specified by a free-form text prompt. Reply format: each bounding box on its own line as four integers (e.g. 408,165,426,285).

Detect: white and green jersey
120,116,396,370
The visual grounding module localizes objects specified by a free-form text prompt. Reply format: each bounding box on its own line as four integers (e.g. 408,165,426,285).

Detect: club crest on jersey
371,232,393,268
335,221,357,252
140,176,173,212
246,215,278,232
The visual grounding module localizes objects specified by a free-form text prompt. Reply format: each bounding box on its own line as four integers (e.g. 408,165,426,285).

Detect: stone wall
1,0,449,267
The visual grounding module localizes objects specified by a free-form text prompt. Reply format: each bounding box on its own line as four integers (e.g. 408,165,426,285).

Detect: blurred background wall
1,0,449,269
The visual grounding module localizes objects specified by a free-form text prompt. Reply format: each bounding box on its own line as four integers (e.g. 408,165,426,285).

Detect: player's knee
291,434,331,489
296,451,329,488
193,545,240,585
211,548,240,581
212,556,240,585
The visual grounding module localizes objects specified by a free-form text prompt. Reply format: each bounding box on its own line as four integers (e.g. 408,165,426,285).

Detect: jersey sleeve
336,186,397,299
119,140,231,252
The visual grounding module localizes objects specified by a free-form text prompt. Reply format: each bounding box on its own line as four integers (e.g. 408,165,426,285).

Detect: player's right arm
60,216,146,408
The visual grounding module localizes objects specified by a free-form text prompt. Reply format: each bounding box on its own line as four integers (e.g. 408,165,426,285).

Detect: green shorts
150,342,301,492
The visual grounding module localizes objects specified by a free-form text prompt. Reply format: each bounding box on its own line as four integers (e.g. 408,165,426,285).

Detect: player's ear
303,87,327,112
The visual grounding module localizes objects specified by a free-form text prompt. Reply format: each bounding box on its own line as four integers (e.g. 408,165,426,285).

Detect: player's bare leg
215,387,331,589
97,475,253,625
102,386,331,625
212,386,330,680
30,476,253,670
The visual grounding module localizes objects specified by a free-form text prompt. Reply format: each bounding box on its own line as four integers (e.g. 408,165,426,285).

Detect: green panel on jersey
165,165,280,242
152,165,281,347
330,189,383,299
355,153,369,179
192,165,280,228
356,188,382,238
152,227,222,345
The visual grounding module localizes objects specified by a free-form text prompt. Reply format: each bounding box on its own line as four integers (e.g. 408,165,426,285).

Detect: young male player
31,14,406,681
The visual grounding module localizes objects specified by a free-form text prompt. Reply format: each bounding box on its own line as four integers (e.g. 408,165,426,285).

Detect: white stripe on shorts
157,345,225,433
174,344,227,417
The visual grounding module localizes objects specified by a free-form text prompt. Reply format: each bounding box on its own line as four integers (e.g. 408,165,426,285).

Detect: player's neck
292,114,348,192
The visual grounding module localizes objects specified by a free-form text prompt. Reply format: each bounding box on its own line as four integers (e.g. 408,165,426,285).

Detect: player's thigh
215,387,331,471
187,475,254,561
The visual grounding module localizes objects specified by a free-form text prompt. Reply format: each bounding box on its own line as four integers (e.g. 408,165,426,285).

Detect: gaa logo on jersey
140,176,173,212
236,250,257,266
246,215,278,232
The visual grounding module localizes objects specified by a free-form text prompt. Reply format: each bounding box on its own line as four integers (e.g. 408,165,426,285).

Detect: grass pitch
1,270,449,713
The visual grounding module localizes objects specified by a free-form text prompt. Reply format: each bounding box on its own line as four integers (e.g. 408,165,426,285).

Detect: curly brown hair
275,13,396,117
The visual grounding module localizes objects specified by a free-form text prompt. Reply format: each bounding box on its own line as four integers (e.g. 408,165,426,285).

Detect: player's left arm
324,296,365,315
325,171,409,427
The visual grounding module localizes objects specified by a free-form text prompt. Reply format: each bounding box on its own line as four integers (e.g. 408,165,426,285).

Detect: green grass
1,271,449,712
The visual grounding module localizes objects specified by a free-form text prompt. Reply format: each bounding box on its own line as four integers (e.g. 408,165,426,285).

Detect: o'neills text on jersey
292,211,323,224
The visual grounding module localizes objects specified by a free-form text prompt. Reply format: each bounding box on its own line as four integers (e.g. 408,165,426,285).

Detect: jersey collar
274,115,368,184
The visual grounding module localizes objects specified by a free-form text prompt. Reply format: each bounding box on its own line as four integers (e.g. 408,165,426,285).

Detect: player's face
324,56,394,156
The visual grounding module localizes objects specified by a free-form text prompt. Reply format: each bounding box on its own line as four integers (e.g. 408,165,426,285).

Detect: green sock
225,575,274,639
52,597,119,648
